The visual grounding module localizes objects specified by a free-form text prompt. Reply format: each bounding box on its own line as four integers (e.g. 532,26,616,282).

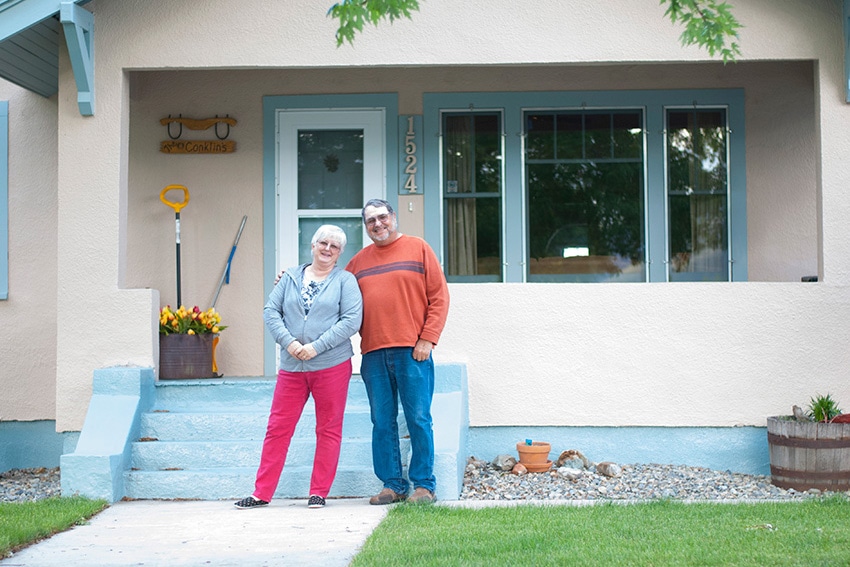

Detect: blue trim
0,101,7,300
59,0,94,115
261,93,399,376
423,89,746,282
0,420,69,472
469,425,769,476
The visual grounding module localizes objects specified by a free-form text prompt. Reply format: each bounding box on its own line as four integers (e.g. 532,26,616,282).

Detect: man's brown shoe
407,487,435,504
369,488,407,505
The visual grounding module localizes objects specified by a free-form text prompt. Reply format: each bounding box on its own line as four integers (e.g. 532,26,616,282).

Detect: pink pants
253,359,352,501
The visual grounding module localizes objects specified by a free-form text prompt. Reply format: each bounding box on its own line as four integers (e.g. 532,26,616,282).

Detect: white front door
276,109,386,270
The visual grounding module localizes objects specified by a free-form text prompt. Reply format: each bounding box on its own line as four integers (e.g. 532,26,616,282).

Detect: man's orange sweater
346,235,450,355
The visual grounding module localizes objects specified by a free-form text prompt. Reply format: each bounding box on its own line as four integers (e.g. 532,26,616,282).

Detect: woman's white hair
311,224,347,252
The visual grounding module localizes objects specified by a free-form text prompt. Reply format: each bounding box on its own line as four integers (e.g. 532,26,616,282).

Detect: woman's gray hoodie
263,264,363,372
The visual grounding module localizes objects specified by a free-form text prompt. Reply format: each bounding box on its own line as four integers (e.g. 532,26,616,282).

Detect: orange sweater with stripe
346,235,450,355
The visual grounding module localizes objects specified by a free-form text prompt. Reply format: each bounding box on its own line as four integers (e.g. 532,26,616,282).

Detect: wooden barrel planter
766,416,850,492
159,333,216,379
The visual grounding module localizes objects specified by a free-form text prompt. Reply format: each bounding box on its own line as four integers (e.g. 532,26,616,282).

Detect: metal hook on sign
214,114,231,140
167,114,183,140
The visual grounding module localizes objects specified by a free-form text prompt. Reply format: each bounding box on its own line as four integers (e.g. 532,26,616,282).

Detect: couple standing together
235,198,450,509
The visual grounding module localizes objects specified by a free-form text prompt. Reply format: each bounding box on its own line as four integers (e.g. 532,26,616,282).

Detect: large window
525,110,644,282
442,113,503,282
424,90,746,283
666,109,729,282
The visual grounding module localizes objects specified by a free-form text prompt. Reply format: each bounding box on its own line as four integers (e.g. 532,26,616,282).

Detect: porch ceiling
0,0,92,114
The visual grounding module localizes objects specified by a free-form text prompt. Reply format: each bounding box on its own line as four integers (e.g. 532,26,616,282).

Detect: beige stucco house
1,0,849,497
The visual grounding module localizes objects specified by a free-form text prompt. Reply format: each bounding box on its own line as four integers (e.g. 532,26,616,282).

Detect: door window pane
443,113,502,281
526,111,645,282
666,109,728,281
297,129,364,209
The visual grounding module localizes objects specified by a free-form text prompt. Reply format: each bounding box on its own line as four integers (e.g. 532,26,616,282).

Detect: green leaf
329,0,420,46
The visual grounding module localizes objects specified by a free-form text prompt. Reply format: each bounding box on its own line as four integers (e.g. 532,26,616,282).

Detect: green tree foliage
328,0,420,46
328,1,742,62
661,0,742,63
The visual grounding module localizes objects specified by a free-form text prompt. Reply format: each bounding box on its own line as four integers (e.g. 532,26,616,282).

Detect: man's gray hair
361,199,394,222
311,224,347,252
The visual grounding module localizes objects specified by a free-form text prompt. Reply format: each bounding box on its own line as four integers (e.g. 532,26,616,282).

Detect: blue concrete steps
123,376,390,500
61,364,468,502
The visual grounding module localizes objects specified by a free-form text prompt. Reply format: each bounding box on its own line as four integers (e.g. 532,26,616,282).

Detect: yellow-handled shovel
160,185,190,307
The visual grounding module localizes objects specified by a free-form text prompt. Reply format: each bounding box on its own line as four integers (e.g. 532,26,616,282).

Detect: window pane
556,114,583,159
612,112,642,158
525,113,554,160
585,113,611,159
666,109,728,281
298,217,362,267
443,113,502,281
474,115,501,193
297,129,364,209
527,163,644,282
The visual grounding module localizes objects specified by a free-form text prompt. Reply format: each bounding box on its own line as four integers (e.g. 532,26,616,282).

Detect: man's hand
274,269,285,285
412,339,433,362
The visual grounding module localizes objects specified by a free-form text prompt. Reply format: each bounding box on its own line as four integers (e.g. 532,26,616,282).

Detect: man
346,198,450,504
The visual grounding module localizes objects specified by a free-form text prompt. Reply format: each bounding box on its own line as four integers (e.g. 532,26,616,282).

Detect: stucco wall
0,80,58,422
42,0,850,430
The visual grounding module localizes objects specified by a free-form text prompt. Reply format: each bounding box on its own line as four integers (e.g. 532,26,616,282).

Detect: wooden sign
160,140,235,154
160,115,237,154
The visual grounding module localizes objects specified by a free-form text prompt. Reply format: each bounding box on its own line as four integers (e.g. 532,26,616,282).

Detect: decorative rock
512,463,528,475
596,462,623,478
557,467,584,480
492,454,517,471
556,449,590,470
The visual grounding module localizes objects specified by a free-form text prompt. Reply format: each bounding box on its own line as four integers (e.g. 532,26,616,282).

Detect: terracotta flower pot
516,441,552,472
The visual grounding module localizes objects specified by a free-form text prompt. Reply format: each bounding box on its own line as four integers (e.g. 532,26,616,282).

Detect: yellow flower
159,304,227,336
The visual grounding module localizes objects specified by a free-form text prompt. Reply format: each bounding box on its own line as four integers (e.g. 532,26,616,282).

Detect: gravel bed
461,457,827,502
0,462,837,503
0,467,61,502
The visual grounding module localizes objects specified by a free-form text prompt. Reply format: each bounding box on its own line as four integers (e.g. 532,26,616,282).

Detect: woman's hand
299,344,318,361
286,340,317,361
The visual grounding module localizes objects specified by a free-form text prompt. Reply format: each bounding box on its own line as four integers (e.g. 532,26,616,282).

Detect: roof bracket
60,1,94,116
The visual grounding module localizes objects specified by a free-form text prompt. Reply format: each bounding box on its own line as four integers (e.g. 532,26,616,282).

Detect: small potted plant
158,305,226,379
766,393,850,492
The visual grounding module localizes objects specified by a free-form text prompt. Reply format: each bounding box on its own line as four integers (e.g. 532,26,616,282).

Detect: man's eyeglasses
364,213,391,227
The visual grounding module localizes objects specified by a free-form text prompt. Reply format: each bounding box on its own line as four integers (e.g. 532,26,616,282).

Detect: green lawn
0,496,108,558
352,496,850,566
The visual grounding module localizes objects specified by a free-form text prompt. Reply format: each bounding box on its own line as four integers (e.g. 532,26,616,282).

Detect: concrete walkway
0,498,388,567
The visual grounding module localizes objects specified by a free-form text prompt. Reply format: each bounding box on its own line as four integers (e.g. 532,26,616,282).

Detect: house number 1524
403,116,418,193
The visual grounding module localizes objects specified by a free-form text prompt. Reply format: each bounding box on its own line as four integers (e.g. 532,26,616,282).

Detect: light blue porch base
58,364,770,503
0,420,68,473
469,426,770,476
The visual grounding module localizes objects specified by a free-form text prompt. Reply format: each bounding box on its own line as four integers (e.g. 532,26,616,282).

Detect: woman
235,225,362,509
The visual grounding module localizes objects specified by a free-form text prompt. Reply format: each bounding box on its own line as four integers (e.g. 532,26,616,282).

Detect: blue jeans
361,347,435,494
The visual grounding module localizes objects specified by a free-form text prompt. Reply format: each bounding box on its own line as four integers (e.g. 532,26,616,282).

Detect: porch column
817,30,850,284
55,38,158,432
